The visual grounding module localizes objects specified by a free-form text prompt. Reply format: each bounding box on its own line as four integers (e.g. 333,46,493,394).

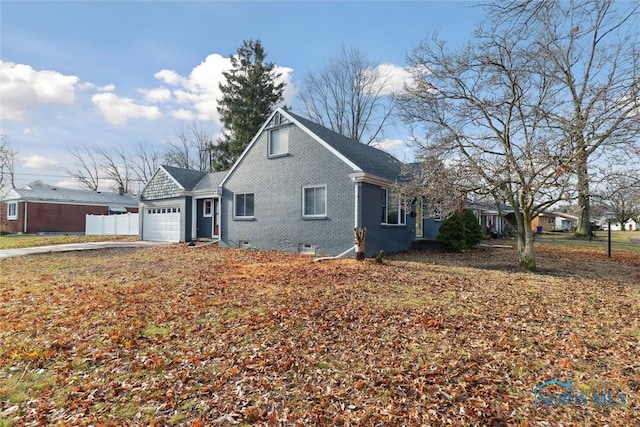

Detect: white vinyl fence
86,213,139,236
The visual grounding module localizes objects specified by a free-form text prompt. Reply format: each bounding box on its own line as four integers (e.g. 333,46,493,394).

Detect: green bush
437,212,467,251
461,210,483,247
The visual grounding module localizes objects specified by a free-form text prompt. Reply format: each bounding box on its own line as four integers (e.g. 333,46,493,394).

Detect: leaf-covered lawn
0,235,138,250
1,245,638,426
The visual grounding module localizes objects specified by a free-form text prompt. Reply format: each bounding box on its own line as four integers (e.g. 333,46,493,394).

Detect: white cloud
372,138,415,161
155,69,184,86
0,61,79,120
54,178,84,190
22,154,58,169
78,82,115,92
23,128,32,135
98,83,116,92
170,108,195,121
278,67,296,105
139,87,172,103
373,138,404,151
374,63,413,96
91,92,161,126
153,53,295,124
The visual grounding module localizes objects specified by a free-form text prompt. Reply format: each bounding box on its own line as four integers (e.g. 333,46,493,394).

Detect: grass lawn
0,234,138,250
0,244,638,426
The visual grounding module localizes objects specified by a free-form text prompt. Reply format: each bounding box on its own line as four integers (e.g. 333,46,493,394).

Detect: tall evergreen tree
213,40,285,171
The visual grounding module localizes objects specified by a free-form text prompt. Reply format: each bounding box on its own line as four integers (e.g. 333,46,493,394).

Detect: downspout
313,245,355,262
23,201,28,234
313,182,360,263
354,182,360,229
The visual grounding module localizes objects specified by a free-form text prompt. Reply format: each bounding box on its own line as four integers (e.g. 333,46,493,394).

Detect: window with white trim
234,193,254,218
302,185,326,218
7,201,17,220
381,189,405,225
268,126,289,157
204,200,212,217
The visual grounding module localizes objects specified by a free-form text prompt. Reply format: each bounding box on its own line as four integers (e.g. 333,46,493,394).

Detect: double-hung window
302,185,326,218
268,127,289,157
234,193,254,218
7,201,17,220
381,189,405,225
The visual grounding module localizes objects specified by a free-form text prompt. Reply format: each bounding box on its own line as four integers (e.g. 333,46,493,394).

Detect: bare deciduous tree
398,23,574,270
67,142,167,193
392,154,468,222
98,145,132,193
299,46,394,145
66,146,100,191
130,141,163,187
600,172,640,231
0,134,18,196
486,0,640,238
165,122,213,172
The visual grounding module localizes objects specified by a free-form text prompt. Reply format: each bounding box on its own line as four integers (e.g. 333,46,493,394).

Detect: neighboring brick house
140,108,417,256
1,181,138,234
531,211,557,233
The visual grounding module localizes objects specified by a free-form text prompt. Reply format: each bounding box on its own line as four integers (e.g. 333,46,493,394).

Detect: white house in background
554,212,578,232
602,217,638,231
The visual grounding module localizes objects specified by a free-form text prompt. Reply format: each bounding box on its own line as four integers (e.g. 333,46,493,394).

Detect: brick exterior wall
221,124,356,256
1,201,138,234
220,124,416,257
532,214,555,232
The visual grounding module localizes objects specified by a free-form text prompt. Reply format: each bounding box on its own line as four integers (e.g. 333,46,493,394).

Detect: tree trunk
517,227,536,272
575,151,591,238
513,206,537,271
354,228,366,261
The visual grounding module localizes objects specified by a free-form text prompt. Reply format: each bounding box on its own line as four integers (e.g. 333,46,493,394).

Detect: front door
196,199,213,238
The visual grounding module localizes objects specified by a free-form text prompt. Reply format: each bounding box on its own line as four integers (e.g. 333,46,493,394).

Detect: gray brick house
140,108,416,256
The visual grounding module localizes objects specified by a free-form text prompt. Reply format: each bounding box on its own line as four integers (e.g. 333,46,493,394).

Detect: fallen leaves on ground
0,234,138,250
0,244,638,426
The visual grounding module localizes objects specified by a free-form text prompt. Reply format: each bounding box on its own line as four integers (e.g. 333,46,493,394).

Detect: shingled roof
192,170,228,192
161,165,208,191
5,181,138,206
285,111,404,182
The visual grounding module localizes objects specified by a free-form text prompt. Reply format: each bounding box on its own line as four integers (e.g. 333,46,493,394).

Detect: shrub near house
437,210,483,251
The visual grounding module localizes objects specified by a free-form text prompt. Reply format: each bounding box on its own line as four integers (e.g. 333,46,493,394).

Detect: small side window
7,201,18,220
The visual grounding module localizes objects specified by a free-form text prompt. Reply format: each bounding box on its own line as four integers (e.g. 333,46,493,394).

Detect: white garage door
143,207,181,242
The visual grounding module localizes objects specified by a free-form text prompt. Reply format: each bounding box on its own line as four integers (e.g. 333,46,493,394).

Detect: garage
142,207,181,242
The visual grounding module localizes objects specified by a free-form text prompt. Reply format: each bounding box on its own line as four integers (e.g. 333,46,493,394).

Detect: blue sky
1,1,482,190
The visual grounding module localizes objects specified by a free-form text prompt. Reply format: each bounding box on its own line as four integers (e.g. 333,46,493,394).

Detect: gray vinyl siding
220,124,355,256
422,218,442,239
184,196,193,242
358,182,416,256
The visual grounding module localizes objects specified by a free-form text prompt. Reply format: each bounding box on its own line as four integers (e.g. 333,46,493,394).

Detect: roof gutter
349,172,394,187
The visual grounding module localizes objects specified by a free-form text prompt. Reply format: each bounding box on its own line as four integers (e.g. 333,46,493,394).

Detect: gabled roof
4,181,138,206
192,170,228,192
161,165,207,191
285,111,404,182
221,108,405,186
553,212,578,220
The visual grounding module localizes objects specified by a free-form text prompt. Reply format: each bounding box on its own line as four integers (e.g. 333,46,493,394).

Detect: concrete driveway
0,241,171,259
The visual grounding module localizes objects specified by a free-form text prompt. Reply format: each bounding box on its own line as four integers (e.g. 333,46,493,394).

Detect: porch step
411,239,442,250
